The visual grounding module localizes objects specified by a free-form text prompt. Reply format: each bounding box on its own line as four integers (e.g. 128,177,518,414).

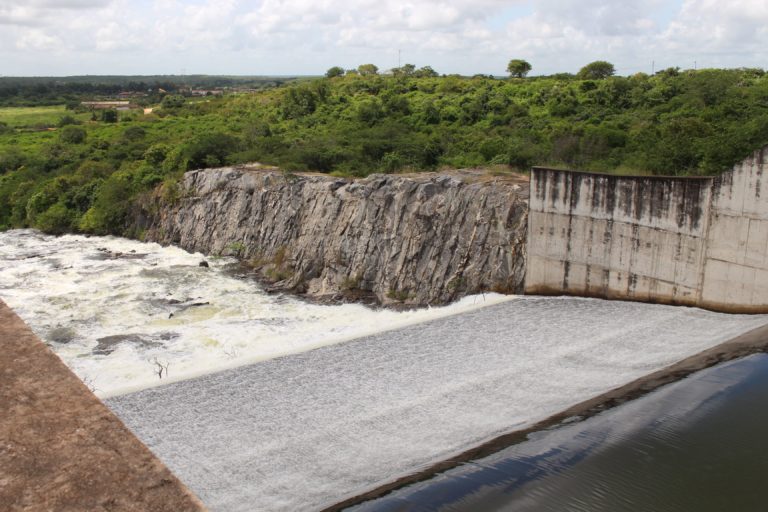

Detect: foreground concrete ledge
0,300,206,512
326,321,768,511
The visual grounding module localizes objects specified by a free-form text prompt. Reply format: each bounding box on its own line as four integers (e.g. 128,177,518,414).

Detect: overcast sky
1,0,767,77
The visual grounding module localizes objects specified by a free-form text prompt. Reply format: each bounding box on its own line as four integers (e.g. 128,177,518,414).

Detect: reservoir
351,353,768,512
2,229,767,511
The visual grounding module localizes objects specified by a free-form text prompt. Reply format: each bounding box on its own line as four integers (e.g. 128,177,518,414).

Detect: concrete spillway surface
105,297,768,511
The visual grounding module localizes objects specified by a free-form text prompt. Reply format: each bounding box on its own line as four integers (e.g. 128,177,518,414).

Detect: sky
1,0,767,77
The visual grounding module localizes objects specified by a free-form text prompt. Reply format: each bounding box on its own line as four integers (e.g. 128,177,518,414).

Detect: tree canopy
578,61,615,79
392,64,416,77
325,66,345,78
507,59,532,78
2,67,768,238
357,64,379,76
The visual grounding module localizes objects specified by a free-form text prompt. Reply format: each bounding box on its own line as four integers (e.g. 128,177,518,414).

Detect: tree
578,60,615,79
413,66,438,78
182,132,240,170
161,94,185,109
100,109,118,123
392,64,416,77
356,98,383,125
122,126,146,141
280,85,318,119
57,115,80,127
357,63,379,76
34,202,75,235
60,125,87,144
143,144,170,166
507,59,532,78
325,66,345,78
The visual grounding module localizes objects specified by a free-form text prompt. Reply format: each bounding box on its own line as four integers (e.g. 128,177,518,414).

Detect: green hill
1,67,768,235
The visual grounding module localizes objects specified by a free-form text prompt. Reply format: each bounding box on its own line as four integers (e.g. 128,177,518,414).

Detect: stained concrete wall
702,148,768,312
525,146,768,313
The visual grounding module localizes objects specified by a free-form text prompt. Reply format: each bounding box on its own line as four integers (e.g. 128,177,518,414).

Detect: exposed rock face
139,165,529,306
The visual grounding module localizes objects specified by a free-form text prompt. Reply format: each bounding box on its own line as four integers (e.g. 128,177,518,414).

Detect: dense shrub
3,67,768,236
59,125,87,144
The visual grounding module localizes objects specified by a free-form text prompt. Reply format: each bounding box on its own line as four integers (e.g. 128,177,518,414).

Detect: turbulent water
0,230,511,397
107,298,767,511
4,229,768,512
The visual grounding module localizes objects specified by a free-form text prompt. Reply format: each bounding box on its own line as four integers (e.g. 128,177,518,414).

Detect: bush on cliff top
2,67,768,235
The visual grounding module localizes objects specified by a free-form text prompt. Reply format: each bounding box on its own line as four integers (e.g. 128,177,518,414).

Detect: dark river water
350,353,768,512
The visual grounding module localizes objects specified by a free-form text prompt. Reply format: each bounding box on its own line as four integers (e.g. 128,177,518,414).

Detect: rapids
0,229,511,397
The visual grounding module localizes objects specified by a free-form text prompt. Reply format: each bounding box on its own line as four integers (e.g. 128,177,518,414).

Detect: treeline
1,67,768,236
0,75,294,107
0,82,177,107
216,66,768,177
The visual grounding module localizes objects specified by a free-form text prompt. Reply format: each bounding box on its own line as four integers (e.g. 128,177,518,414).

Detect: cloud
14,29,63,51
0,0,113,28
0,0,112,24
239,0,516,52
4,0,111,8
497,0,768,73
662,0,768,55
0,0,767,75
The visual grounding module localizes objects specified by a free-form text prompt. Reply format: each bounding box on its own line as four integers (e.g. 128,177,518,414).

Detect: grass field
0,105,90,128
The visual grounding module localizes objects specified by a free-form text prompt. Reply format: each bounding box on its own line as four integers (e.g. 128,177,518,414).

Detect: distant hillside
0,75,300,107
1,67,768,235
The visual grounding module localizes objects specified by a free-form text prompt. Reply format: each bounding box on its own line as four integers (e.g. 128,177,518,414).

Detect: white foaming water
107,296,768,511
0,230,512,397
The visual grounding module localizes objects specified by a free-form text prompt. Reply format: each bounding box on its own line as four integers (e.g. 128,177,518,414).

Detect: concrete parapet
0,300,206,511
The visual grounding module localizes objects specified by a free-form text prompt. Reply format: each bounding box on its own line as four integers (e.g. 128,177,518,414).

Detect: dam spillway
4,230,768,511
105,297,767,511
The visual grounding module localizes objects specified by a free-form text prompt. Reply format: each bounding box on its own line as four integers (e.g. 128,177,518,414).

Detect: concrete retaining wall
702,149,768,311
0,299,206,511
525,146,768,313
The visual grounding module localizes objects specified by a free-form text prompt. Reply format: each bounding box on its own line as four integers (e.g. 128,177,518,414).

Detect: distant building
81,101,134,111
117,92,148,99
189,89,225,97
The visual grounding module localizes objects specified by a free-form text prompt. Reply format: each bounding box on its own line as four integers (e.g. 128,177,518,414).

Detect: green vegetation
0,105,77,127
0,75,296,107
326,67,345,79
2,66,768,237
578,60,616,79
507,59,532,78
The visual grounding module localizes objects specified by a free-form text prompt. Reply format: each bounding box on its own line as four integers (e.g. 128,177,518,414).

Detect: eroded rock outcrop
139,165,529,306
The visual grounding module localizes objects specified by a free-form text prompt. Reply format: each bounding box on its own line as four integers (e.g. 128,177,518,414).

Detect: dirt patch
0,300,206,512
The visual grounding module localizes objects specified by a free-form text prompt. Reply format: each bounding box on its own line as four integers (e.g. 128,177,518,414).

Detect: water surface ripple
352,354,768,512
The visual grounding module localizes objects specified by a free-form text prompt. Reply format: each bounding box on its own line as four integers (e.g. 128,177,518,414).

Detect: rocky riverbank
136,165,529,306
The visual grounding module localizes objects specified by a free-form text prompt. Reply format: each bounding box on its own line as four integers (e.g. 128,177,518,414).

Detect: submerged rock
90,248,147,261
93,332,177,356
47,326,77,344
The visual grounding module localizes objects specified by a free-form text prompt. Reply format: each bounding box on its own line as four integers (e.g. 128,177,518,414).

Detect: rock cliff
138,165,529,306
